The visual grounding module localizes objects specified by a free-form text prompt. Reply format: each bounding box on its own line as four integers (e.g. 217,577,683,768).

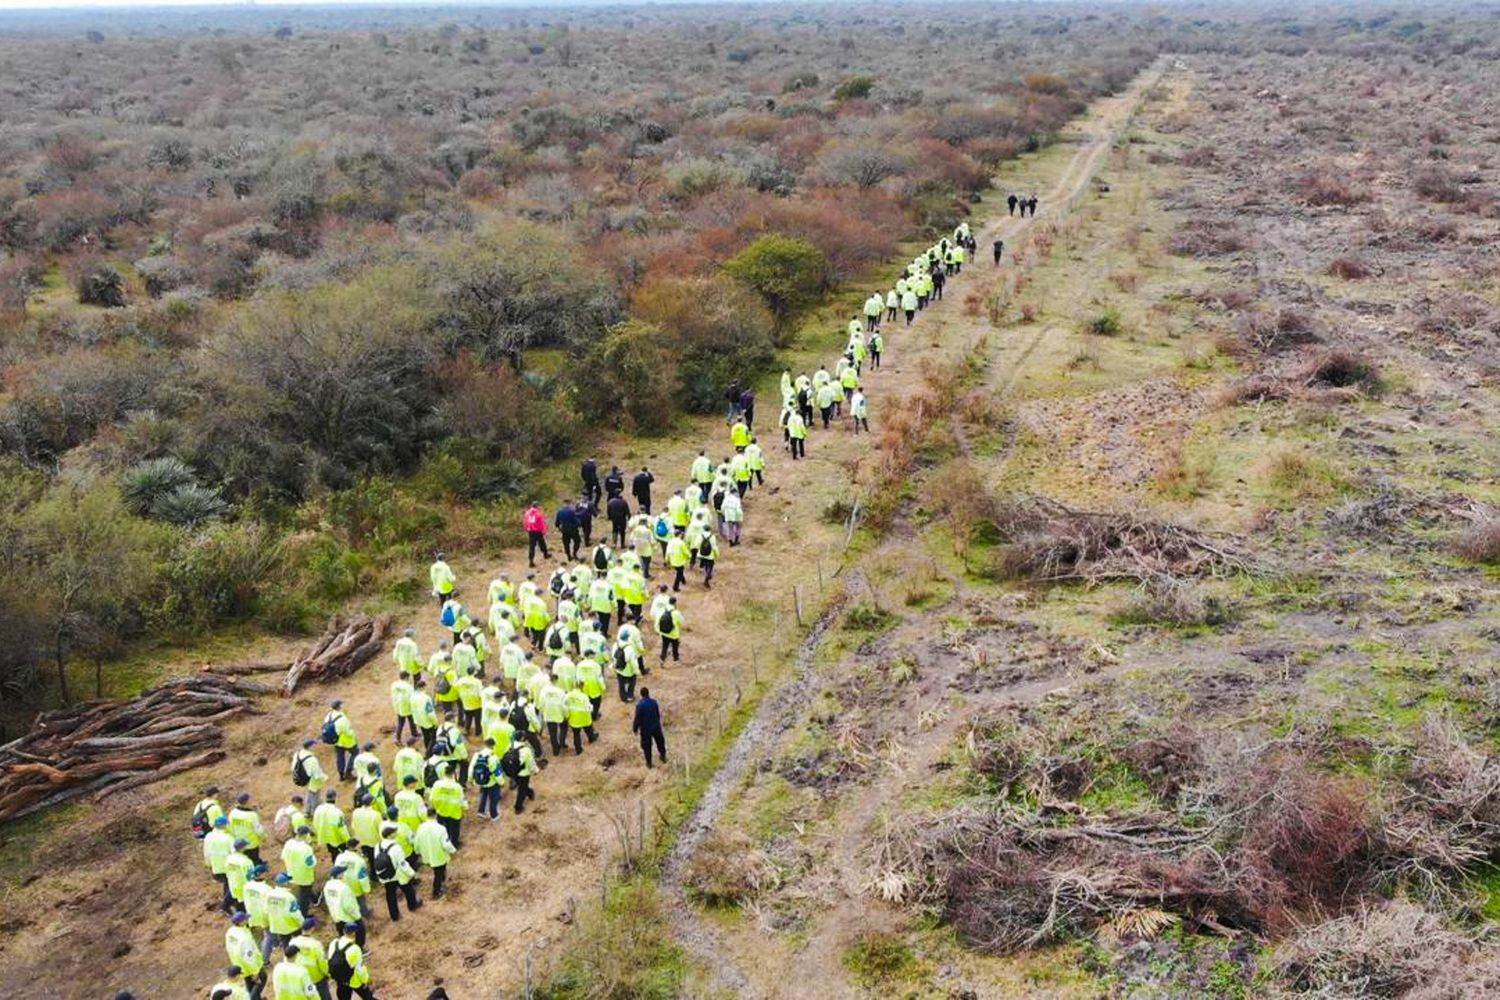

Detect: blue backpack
320,717,339,745
654,518,669,539
440,604,457,628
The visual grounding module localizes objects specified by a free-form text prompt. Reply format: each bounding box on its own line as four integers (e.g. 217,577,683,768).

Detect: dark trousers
791,437,805,459
661,637,680,662
887,306,898,321
583,479,600,507
430,863,447,897
521,728,544,758
561,530,580,560
641,555,652,577
611,519,627,546
596,611,611,635
617,674,637,702
572,724,597,753
590,695,602,720
314,981,332,1000
479,784,501,818
702,559,715,586
336,983,376,1000
672,565,685,591
736,480,748,497
214,873,234,913
580,522,592,547
640,730,667,767
297,883,316,914
344,919,366,948
383,879,419,920
334,746,352,779
547,721,565,755
527,531,550,565
440,814,461,849
629,603,643,624
635,495,651,514
820,406,832,429
905,309,915,325
420,725,436,752
395,714,412,742
513,776,534,813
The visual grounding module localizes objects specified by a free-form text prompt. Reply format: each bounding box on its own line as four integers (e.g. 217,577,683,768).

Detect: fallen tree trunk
95,749,227,802
283,615,391,696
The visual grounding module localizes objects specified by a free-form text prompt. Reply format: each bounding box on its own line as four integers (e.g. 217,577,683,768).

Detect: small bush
1296,349,1379,391
842,932,926,988
1453,518,1500,565
843,603,896,631
1326,256,1371,280
681,832,778,907
831,74,875,101
1113,578,1230,629
1273,903,1467,997
1297,171,1370,207
1082,306,1123,337
76,262,126,308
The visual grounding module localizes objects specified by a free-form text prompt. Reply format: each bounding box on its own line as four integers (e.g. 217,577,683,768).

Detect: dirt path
658,62,1168,1000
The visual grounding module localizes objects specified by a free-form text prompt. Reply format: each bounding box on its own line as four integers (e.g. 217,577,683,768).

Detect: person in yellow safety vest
697,530,720,589
586,575,613,636
612,638,641,703
787,409,808,459
469,626,490,671
720,489,744,547
815,379,838,430
840,363,860,399
847,318,862,341
553,653,579,692
851,389,871,433
225,912,265,991
689,450,713,502
864,291,884,329
435,713,469,784
348,792,383,864
730,452,751,498
538,677,568,757
275,795,310,843
433,653,461,713
952,242,966,272
351,743,380,785
332,847,370,921
896,276,909,297
564,686,597,754
321,864,365,948
322,701,357,782
373,823,421,921
484,698,516,754
224,840,255,907
292,740,327,796
743,436,766,486
282,826,320,913
425,641,449,683
439,597,470,645
451,632,477,677
391,626,420,678
498,638,526,688
354,764,388,817
471,738,504,820
271,944,317,1000
577,653,606,716
289,919,331,1000
204,815,236,910
489,599,518,643
456,667,484,737
310,791,348,869
506,739,540,814
664,531,690,592
428,552,455,606
658,597,684,664
414,807,457,897
885,288,899,323
392,737,425,791
730,418,752,452
228,793,267,865
257,872,299,961
393,774,426,832
209,965,252,1000
901,287,918,325
328,927,375,1000
408,680,438,752
621,566,647,625
666,489,689,531
522,592,551,649
384,670,414,742
488,572,514,607
193,787,226,839
869,331,883,369
428,766,467,848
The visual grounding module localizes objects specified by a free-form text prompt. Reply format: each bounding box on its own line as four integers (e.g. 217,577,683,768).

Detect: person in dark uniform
555,502,581,561
580,458,601,510
632,688,667,768
632,466,655,514
604,465,625,500
993,239,1004,266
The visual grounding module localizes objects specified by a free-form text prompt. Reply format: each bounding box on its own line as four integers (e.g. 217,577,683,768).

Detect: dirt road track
659,61,1168,999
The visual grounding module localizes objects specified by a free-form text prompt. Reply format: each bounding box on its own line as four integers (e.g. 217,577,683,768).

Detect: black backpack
593,547,609,570
548,630,564,653
698,536,713,558
423,761,440,788
329,940,355,984
472,755,492,787
613,646,628,674
372,845,397,883
500,747,523,779
191,802,212,838
292,753,311,788
508,703,528,730
657,609,674,633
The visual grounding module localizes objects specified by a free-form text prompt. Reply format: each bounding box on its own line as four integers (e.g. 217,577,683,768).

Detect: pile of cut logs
282,615,390,696
0,674,267,822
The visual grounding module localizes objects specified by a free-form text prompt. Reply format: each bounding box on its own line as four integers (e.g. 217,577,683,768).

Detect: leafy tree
574,321,676,434
433,219,621,370
19,484,163,703
722,235,827,336
631,275,776,412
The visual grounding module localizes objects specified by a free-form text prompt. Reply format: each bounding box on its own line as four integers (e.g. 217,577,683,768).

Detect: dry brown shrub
1325,256,1372,280
1018,302,1038,323
1296,171,1370,207
963,288,984,317
1109,270,1141,293
1168,221,1247,257
1271,902,1472,998
1295,349,1378,390
681,831,779,907
1452,518,1500,565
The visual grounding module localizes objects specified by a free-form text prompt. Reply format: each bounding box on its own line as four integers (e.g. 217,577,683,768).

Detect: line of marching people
190,211,998,999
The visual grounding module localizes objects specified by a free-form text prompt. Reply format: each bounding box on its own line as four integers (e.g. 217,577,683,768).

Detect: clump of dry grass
1452,516,1500,565
1295,348,1379,391
681,831,779,907
1271,902,1473,998
1296,171,1370,207
1326,255,1372,280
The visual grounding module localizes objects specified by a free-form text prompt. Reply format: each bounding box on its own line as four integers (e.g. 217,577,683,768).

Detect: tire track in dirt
659,63,1167,999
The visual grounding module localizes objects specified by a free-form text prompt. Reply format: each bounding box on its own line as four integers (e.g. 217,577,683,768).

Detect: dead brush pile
979,494,1253,585
869,714,1500,957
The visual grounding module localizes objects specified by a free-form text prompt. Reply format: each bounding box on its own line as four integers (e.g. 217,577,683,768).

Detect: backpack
436,674,452,696
547,631,564,653
654,518,669,539
191,802,212,839
699,536,714,559
508,703,528,730
423,762,441,788
594,547,609,570
613,646,628,674
471,755,492,787
440,604,457,628
500,747,523,779
292,753,311,788
372,845,397,883
320,716,339,745
658,610,674,634
328,941,355,984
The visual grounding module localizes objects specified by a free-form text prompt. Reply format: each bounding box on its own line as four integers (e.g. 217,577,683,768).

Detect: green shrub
630,274,775,414
722,234,826,334
1083,306,1123,336
153,520,286,633
832,74,876,101
573,321,677,434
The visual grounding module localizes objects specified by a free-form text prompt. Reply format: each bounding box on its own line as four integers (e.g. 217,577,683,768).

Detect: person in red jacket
523,502,551,567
